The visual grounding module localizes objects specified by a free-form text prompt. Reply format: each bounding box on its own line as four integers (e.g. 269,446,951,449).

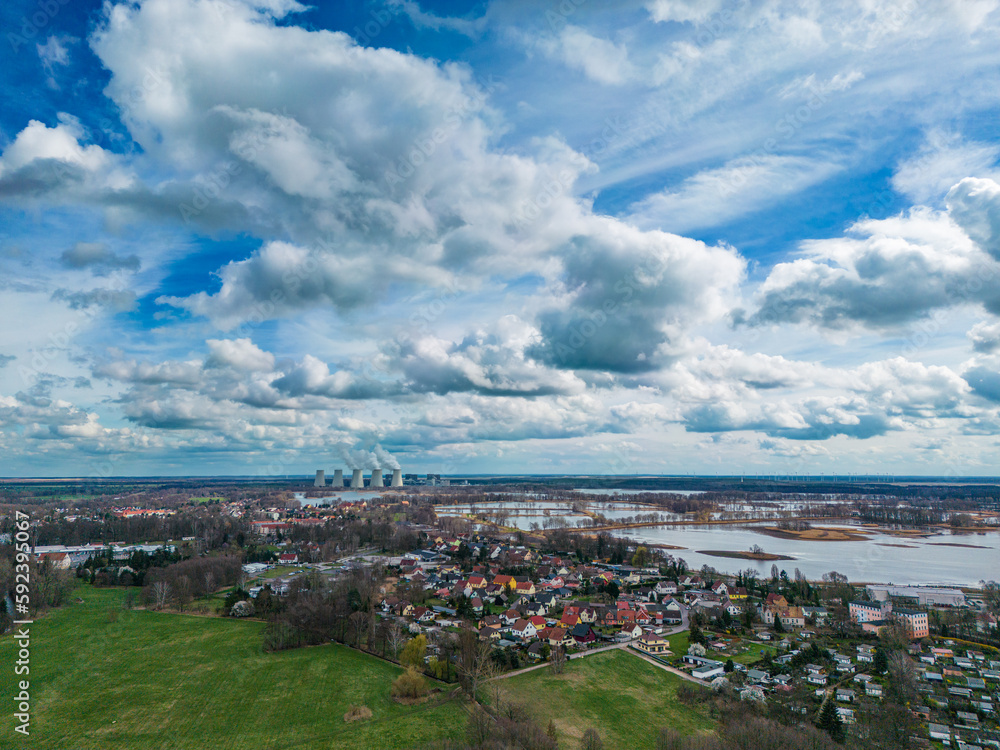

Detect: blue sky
2,0,1000,476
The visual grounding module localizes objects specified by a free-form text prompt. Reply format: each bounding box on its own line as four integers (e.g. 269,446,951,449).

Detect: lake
293,491,382,506
616,523,999,587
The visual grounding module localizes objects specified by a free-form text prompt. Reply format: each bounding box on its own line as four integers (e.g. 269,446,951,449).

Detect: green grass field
0,586,468,750
729,641,772,665
497,649,716,749
258,565,306,580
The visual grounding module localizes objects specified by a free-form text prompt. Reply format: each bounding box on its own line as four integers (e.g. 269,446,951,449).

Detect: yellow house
635,632,670,655
514,580,536,596
493,574,516,591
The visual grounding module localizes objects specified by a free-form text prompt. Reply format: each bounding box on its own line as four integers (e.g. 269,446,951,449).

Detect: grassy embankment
496,649,716,749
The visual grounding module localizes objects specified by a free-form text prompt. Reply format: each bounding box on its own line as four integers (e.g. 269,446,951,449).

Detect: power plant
323,443,404,490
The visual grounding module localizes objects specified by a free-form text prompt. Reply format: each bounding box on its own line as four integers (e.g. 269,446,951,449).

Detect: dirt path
625,649,706,685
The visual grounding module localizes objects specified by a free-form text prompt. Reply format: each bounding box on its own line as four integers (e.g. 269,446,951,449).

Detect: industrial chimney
391,469,403,487
351,469,363,488
369,469,383,488
313,470,325,487
332,469,344,487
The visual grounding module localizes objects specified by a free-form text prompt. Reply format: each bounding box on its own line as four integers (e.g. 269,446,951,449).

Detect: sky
2,0,1000,477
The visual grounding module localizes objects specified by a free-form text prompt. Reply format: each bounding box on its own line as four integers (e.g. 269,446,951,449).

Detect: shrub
391,666,429,701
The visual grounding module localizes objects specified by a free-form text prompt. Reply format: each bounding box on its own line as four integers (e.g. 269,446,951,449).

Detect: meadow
496,649,716,749
0,586,467,750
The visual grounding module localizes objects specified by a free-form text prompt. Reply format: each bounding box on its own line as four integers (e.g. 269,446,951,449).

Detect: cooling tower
313,470,325,487
391,469,403,487
332,469,344,487
369,469,383,488
351,469,363,488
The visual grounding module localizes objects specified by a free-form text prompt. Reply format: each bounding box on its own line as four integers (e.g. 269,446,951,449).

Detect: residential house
525,601,546,617
635,632,670,655
801,606,828,621
511,619,537,640
559,612,580,629
545,627,573,648
617,624,643,641
570,623,597,645
655,580,678,596
493,574,516,591
514,579,536,597
526,641,546,661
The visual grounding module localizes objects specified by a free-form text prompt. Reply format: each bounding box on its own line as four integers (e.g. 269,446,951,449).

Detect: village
239,518,1000,749
6,483,1000,748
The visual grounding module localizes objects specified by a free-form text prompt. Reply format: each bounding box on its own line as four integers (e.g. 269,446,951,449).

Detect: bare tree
887,652,918,704
550,645,567,675
581,728,603,750
152,580,172,610
173,574,192,611
457,626,497,701
386,620,407,660
982,580,1000,615
349,610,367,649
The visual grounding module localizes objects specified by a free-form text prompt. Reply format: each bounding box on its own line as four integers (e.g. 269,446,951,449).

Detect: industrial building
866,585,966,607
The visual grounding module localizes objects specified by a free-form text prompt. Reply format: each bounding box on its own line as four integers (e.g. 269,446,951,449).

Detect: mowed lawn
0,586,468,750
497,650,716,749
